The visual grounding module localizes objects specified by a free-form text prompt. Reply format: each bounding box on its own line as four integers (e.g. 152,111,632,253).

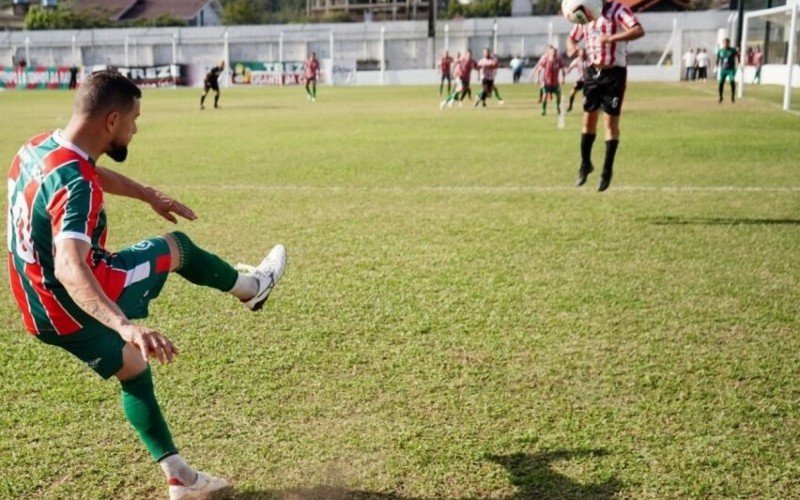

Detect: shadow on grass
232,449,620,500
648,216,800,226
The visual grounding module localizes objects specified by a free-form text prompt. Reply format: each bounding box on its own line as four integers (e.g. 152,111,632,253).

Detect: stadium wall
0,11,728,86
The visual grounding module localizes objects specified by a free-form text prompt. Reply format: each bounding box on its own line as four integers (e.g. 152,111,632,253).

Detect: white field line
172,184,800,194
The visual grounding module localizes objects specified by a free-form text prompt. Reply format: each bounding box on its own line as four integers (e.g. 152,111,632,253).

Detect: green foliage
446,0,512,19
222,0,264,24
533,0,561,15
24,5,111,30
129,14,188,28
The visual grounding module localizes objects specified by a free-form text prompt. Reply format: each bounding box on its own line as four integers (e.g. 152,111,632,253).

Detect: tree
222,0,263,24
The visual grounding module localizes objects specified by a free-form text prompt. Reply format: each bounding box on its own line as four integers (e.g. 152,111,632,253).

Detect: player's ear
105,110,120,133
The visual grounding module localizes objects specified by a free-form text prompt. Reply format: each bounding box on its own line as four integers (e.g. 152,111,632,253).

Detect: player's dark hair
76,70,141,117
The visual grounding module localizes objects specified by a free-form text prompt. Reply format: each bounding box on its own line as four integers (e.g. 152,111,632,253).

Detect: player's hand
118,323,179,364
146,187,197,224
599,34,613,45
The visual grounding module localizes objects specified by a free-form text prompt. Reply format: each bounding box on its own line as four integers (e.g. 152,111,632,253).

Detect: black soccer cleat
598,173,613,192
575,163,594,187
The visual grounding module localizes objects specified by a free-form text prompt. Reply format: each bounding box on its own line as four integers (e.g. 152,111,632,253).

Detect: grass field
0,82,798,499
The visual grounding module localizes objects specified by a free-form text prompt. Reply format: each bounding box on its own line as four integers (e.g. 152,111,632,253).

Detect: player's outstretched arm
96,166,197,223
54,238,178,364
601,24,645,45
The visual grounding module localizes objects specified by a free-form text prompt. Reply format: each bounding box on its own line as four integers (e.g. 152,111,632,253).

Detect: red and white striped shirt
478,57,498,80
568,2,640,67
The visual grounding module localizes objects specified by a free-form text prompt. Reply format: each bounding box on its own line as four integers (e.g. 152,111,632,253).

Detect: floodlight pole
124,35,129,66
71,34,77,65
24,36,30,66
735,0,744,51
172,33,178,66
493,20,498,54
739,14,748,98
223,30,230,88
279,31,284,86
784,2,797,111
444,24,449,53
329,31,335,86
380,25,386,85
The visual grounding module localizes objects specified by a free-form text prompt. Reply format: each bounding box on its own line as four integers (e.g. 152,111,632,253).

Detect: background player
304,52,320,102
567,0,644,191
200,60,224,109
439,51,454,96
474,48,500,108
7,70,287,499
459,50,478,102
716,38,739,103
567,48,589,112
535,46,566,116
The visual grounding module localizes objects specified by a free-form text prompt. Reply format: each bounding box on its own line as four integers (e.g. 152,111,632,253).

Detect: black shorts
441,72,451,82
574,79,585,91
204,80,219,92
583,66,627,116
482,78,494,95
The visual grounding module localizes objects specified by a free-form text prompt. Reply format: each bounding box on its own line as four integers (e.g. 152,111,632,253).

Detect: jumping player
535,46,566,116
7,71,287,499
304,52,320,102
567,0,645,191
439,51,454,96
567,48,590,112
200,60,224,110
716,38,739,103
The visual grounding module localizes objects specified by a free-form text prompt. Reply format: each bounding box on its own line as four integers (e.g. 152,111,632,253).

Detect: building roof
618,0,691,11
73,0,139,20
73,0,216,21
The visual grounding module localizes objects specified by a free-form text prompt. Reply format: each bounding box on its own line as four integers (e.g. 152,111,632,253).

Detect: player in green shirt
716,38,739,103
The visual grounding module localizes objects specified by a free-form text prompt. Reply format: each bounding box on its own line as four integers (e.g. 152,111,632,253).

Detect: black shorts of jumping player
204,80,219,92
582,66,627,117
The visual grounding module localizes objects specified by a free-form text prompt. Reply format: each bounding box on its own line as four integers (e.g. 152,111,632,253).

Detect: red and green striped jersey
6,130,112,335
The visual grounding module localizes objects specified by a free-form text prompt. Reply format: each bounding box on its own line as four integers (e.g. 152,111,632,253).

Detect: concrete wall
0,11,732,79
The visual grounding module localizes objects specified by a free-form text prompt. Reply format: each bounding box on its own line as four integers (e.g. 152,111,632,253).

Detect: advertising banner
0,66,73,89
231,61,309,86
88,64,186,87
320,58,357,85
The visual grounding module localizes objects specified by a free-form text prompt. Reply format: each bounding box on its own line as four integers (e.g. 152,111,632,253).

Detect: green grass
0,82,798,499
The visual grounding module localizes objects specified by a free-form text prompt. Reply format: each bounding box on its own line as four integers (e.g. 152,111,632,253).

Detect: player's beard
107,141,128,163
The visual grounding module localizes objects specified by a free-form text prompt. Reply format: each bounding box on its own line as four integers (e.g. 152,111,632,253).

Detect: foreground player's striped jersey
568,1,639,67
7,131,112,335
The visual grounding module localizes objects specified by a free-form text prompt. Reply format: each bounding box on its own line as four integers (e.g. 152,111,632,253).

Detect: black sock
603,139,619,177
730,82,736,101
718,81,724,100
581,133,596,168
214,94,219,107
200,94,206,106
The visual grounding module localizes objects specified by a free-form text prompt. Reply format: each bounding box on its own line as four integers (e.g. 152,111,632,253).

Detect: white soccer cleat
237,244,287,312
169,471,231,500
439,100,446,110
447,100,454,108
498,100,505,106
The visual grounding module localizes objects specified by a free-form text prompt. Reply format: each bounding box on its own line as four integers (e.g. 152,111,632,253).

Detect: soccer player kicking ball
568,1,644,191
7,71,287,499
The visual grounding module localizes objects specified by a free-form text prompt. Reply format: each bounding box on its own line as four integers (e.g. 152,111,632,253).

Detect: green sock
493,88,502,100
121,366,177,461
171,231,237,292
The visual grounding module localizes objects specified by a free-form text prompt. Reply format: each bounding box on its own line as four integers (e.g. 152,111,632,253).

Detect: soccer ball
561,0,603,24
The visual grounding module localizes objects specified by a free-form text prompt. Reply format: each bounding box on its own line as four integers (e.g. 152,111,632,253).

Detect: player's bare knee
115,343,148,382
